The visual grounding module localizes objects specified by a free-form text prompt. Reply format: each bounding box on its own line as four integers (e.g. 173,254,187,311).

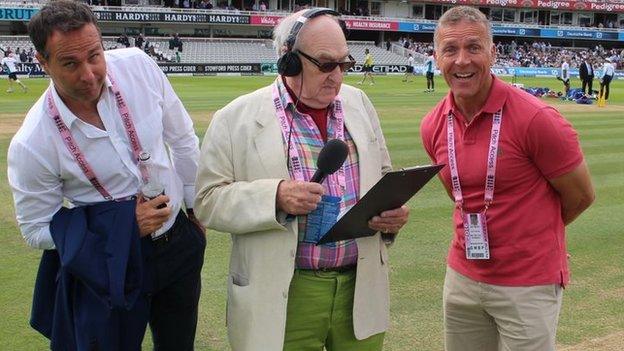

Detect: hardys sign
93,10,250,24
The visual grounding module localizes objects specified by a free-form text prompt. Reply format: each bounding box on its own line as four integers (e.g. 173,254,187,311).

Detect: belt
298,265,356,274
151,229,177,246
151,211,185,246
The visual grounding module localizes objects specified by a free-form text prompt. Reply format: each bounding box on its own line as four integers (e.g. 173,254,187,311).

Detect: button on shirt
8,48,199,249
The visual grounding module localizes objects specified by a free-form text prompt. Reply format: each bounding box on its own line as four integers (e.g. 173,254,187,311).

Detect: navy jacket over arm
31,200,151,351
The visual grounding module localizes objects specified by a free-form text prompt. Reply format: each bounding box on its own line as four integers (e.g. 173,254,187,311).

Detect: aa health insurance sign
344,19,399,31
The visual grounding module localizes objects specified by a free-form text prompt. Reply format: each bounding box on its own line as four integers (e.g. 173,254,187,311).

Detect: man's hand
136,195,172,237
276,180,324,215
368,205,410,235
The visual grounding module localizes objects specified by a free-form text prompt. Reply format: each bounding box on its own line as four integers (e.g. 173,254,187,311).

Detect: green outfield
0,75,622,350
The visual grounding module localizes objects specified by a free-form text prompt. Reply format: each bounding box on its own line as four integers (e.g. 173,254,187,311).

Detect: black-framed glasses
297,50,356,73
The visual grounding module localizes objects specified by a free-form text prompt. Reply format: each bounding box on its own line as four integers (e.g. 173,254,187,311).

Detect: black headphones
276,8,347,77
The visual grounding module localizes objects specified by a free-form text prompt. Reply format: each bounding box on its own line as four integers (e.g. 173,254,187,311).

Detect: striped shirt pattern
275,79,360,270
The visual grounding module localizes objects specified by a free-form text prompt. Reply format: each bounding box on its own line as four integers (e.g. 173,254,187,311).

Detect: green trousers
283,269,385,351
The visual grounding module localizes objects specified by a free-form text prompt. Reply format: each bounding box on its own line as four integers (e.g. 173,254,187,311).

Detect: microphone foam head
317,139,349,175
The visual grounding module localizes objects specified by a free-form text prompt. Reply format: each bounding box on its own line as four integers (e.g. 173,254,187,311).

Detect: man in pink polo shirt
420,6,595,351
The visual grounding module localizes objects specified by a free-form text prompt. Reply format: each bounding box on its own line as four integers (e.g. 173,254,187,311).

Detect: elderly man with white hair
194,7,409,351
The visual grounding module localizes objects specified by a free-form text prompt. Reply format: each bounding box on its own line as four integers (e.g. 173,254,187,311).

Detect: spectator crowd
1,46,36,63
495,40,623,70
390,36,622,70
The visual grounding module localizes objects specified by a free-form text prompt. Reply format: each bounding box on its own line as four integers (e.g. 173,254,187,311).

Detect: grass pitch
0,75,622,350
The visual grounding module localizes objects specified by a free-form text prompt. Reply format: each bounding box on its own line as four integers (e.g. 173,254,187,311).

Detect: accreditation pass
463,213,490,260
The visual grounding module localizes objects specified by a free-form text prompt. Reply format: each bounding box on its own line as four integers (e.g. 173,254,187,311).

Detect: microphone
310,139,349,183
286,139,349,220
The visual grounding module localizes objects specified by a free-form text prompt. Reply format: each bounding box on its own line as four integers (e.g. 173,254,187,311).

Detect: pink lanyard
447,110,502,211
272,79,346,195
46,74,147,201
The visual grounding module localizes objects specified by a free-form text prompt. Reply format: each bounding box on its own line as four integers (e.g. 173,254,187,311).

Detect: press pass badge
464,212,490,260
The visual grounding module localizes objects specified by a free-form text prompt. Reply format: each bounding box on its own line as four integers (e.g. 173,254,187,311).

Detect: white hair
272,9,341,57
272,11,304,56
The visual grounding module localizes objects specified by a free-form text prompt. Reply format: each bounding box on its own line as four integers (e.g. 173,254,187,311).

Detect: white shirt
407,56,414,67
1,56,18,73
424,55,435,73
561,62,570,80
601,62,615,78
7,48,199,249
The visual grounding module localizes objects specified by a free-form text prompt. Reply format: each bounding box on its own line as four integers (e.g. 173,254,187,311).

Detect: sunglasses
297,50,356,73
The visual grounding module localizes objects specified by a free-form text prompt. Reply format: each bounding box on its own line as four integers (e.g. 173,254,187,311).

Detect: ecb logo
557,31,564,37
519,29,525,35
596,32,602,39
413,24,420,31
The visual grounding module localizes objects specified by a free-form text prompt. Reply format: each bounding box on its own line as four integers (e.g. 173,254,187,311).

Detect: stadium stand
1,35,409,65
348,42,408,66
495,41,623,69
4,32,622,69
0,36,34,61
1,1,623,29
3,33,622,70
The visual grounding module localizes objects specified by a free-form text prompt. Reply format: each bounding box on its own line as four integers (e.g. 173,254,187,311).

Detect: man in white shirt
403,53,414,82
7,1,204,350
559,58,570,95
1,53,28,93
424,49,435,92
599,57,615,101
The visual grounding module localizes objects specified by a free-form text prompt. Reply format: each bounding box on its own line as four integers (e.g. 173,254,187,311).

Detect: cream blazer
195,83,393,351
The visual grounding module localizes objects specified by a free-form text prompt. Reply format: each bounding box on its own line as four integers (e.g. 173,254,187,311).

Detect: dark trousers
426,72,434,90
600,75,613,100
146,211,206,351
582,77,593,94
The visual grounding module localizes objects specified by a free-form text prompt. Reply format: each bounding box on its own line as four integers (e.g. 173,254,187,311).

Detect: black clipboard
316,164,444,245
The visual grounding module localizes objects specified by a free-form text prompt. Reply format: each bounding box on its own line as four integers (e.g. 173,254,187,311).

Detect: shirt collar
442,74,508,118
275,76,336,119
49,76,113,128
